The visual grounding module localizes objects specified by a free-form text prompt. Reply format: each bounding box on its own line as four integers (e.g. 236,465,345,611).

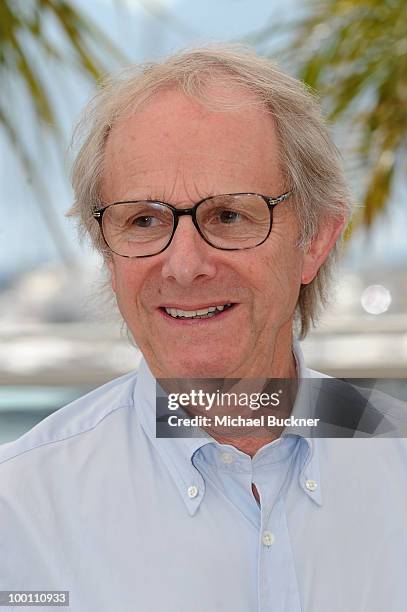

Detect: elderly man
1,45,406,612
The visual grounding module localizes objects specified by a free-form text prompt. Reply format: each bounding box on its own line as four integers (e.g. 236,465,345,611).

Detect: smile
161,303,233,320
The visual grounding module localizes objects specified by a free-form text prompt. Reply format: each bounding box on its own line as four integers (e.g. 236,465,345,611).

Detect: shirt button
187,485,199,499
262,531,275,547
305,479,318,492
220,452,234,464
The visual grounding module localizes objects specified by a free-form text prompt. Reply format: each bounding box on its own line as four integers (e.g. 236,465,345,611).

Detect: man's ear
301,215,346,285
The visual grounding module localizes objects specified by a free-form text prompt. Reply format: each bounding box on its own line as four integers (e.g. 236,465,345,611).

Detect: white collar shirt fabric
0,343,406,611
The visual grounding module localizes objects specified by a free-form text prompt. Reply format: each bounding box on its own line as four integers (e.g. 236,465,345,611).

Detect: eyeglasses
92,191,292,258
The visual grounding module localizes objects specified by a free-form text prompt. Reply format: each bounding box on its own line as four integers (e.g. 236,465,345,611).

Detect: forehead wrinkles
145,163,228,205
102,143,273,205
102,154,245,205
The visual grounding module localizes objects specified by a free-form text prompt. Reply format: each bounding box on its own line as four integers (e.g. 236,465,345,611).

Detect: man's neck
207,349,298,457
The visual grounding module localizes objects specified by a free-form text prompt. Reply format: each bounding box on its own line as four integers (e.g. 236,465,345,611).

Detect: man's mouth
160,303,233,320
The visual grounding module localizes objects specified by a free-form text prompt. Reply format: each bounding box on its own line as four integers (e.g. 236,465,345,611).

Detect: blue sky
1,0,406,280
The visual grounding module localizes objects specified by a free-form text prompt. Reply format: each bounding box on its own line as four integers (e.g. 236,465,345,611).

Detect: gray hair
68,43,351,338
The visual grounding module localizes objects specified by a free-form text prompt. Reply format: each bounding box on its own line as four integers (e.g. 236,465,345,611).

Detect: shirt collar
134,340,323,514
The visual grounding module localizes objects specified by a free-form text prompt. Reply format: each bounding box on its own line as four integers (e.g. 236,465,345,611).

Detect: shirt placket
257,493,302,612
254,451,303,612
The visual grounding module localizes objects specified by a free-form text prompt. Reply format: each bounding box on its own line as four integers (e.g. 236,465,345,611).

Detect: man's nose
161,216,217,285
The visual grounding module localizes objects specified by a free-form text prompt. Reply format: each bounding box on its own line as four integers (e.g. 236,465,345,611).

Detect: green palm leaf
0,0,125,264
256,0,407,232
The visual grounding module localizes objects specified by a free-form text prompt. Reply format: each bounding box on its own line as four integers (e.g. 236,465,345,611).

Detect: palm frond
0,0,126,265
270,0,407,231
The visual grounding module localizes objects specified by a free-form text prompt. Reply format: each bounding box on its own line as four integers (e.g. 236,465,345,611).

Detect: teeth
164,304,232,319
179,309,195,317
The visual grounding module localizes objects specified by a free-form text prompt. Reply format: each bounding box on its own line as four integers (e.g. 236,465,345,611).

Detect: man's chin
157,354,238,379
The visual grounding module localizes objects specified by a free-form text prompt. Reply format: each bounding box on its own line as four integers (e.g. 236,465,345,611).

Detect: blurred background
1,0,406,443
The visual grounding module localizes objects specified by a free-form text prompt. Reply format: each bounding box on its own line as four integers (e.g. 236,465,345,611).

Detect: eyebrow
131,190,218,204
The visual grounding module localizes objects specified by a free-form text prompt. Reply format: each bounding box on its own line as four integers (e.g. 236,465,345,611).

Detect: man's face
102,86,306,378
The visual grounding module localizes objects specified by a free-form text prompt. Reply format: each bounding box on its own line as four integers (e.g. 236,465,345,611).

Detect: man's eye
131,215,160,228
218,209,242,224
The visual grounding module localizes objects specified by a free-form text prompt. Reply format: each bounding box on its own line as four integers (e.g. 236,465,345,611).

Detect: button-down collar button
305,479,318,492
220,452,234,464
262,531,275,547
187,485,199,499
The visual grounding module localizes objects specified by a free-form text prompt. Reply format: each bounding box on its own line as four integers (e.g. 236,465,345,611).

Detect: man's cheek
114,266,138,297
106,259,117,293
108,258,137,295
267,259,302,312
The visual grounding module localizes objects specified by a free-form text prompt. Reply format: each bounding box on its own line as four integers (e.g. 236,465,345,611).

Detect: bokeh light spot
361,285,392,315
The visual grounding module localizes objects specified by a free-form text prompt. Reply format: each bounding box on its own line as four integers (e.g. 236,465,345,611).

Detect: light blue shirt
1,344,406,611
